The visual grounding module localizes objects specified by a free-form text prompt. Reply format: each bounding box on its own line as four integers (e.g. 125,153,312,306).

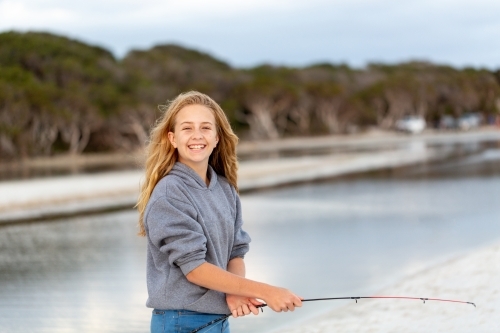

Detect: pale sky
1,0,499,69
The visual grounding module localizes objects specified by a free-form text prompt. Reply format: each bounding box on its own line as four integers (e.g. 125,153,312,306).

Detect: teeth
189,145,205,149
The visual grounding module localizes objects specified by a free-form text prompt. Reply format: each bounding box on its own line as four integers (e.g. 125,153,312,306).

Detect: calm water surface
1,147,500,333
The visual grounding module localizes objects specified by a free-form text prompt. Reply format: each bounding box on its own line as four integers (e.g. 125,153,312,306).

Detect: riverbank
1,128,499,224
273,239,500,333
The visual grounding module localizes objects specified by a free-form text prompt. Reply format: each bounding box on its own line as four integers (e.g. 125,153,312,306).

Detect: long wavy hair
136,91,239,236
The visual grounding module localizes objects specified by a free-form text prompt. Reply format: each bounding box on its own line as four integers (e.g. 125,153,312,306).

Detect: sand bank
0,147,442,223
1,129,499,223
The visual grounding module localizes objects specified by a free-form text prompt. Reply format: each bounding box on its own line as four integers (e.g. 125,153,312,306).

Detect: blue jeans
151,309,230,333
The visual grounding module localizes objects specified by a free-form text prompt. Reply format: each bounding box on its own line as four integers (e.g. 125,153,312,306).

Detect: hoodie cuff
230,245,249,261
179,258,207,276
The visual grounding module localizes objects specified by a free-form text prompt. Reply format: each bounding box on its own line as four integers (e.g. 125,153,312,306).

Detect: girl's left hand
226,295,263,318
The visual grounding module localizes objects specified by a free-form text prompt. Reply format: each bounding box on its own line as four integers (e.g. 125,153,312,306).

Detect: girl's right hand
263,286,303,312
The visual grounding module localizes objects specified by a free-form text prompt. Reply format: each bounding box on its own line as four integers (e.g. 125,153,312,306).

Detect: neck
179,159,209,186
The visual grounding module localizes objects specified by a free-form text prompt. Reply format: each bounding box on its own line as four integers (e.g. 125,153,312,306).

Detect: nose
192,127,203,139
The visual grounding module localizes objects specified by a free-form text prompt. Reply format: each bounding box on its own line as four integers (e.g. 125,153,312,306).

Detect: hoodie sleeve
146,195,207,276
230,192,251,260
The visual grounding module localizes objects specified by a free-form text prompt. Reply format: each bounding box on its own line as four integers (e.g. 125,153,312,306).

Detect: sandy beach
273,239,500,333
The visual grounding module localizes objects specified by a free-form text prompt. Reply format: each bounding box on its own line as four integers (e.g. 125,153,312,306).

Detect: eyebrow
179,121,214,125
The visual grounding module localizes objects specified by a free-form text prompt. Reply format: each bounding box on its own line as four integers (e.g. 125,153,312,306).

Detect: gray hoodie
144,162,251,314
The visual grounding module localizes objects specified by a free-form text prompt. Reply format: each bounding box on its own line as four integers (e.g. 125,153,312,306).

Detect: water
1,147,500,333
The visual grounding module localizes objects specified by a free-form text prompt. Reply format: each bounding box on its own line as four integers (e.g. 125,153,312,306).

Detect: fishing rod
190,296,475,333
302,296,476,306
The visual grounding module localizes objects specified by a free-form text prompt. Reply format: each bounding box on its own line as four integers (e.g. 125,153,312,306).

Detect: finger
248,303,259,315
231,309,238,318
242,304,251,316
237,307,244,317
293,295,303,307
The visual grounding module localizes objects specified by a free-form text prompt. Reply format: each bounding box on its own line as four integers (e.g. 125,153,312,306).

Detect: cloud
0,0,74,27
1,0,499,68
0,0,301,29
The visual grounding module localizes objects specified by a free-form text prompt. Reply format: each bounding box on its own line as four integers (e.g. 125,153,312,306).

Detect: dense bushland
1,31,499,160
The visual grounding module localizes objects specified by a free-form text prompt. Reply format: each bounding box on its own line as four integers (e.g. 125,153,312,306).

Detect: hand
226,294,264,318
262,286,302,312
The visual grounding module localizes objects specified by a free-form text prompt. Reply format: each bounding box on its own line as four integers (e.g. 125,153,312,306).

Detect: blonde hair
136,91,239,236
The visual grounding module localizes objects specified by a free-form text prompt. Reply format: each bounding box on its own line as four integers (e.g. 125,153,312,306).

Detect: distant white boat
395,115,426,134
458,113,482,130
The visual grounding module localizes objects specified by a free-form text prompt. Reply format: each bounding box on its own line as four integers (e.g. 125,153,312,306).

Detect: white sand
273,241,500,333
0,146,440,222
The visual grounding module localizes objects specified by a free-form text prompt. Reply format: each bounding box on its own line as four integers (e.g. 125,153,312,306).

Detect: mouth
188,144,206,150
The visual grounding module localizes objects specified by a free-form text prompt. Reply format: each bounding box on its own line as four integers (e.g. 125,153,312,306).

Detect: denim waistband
152,309,226,316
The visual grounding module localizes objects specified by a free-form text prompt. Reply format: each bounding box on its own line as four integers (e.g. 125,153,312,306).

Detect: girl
137,91,302,333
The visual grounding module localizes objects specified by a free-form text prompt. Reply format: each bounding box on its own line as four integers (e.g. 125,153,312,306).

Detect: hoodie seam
143,195,166,224
166,195,193,206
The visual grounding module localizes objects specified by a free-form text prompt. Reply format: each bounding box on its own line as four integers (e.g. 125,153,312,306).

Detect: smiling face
168,104,219,178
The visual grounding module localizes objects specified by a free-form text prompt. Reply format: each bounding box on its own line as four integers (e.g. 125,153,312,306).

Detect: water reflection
0,212,149,333
1,147,500,333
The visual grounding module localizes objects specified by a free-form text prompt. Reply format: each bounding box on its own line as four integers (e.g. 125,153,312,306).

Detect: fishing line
189,295,475,333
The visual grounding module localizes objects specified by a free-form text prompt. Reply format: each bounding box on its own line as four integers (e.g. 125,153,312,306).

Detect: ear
215,134,219,146
167,132,177,148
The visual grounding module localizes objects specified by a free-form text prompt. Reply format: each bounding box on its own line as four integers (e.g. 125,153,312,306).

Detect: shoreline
1,128,499,224
2,127,499,177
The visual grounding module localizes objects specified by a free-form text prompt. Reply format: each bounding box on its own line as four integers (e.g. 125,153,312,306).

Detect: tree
0,31,129,158
236,66,300,139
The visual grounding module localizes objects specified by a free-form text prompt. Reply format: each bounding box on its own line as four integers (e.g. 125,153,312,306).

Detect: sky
1,0,499,69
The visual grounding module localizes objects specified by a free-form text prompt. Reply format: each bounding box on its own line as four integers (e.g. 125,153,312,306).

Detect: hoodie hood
169,162,218,191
